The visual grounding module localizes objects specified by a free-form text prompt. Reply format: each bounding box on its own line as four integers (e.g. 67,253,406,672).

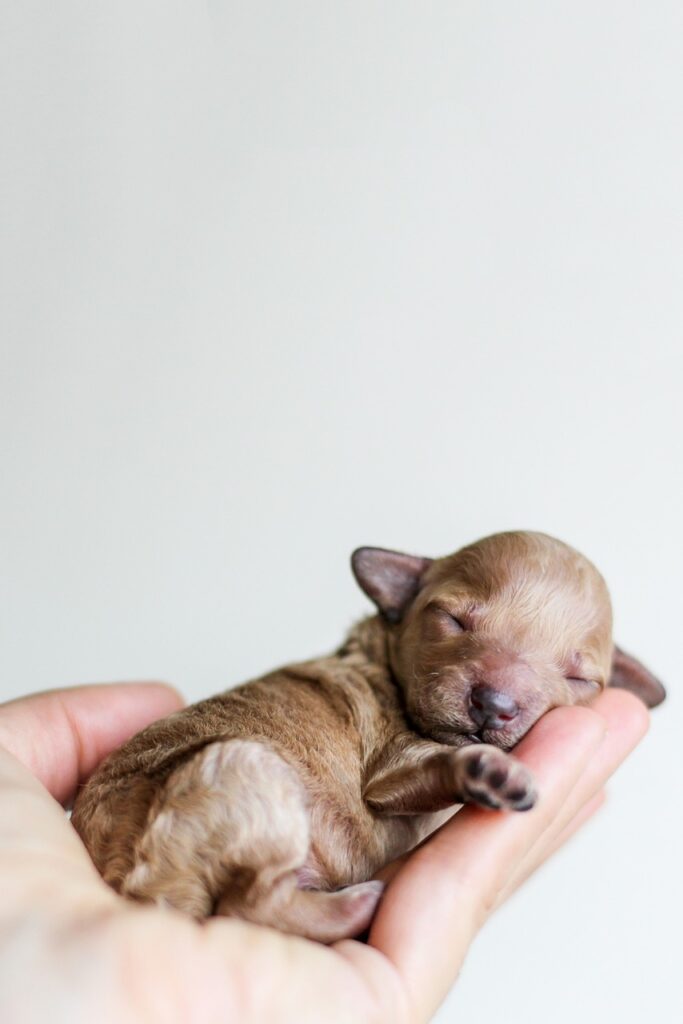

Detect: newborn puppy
72,531,665,942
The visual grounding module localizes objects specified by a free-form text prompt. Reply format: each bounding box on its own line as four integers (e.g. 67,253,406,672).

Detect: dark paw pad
516,798,535,812
487,768,508,788
468,787,501,809
457,745,537,813
466,753,484,779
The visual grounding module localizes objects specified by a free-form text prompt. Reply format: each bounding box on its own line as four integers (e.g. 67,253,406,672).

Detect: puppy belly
299,798,456,898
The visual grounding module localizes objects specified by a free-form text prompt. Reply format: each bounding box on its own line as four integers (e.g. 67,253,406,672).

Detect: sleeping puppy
72,531,665,943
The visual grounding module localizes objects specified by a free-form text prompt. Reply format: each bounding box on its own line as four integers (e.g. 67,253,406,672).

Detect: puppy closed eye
566,676,600,691
428,605,468,632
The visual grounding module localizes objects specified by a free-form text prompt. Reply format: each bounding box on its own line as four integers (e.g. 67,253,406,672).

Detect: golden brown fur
72,531,665,942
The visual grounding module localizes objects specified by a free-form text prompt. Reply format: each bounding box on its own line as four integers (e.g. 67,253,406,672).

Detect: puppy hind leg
219,877,385,944
122,738,385,941
121,739,311,918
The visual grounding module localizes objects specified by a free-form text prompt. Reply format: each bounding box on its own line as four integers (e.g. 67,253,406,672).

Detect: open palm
0,682,647,1023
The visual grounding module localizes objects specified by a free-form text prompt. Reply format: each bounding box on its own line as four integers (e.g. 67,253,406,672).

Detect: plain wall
1,3,681,1022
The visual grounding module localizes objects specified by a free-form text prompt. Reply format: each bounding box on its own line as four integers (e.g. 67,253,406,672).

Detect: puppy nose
469,684,520,730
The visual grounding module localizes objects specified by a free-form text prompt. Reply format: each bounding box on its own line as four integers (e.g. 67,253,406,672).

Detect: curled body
73,627,445,941
72,531,665,942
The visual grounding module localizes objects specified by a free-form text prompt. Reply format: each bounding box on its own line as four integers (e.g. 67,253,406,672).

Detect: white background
1,3,681,1022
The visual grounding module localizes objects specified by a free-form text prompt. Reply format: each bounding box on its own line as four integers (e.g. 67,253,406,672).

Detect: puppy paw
455,745,537,811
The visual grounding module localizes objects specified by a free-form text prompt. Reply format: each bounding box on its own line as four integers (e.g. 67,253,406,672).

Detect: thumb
0,746,114,922
0,683,183,917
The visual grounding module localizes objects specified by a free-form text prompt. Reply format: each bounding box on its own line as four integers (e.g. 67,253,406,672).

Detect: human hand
0,683,648,1023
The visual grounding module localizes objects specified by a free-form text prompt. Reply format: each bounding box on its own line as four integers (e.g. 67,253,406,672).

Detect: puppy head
352,531,665,750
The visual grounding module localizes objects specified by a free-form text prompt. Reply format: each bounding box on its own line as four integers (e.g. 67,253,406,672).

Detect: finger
0,682,184,804
496,688,649,905
494,789,607,908
545,788,607,855
368,705,606,1021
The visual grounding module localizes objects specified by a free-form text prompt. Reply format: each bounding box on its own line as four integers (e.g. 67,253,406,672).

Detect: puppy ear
351,547,433,623
609,645,666,708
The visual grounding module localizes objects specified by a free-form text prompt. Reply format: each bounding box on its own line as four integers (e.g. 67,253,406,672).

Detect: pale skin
0,682,649,1024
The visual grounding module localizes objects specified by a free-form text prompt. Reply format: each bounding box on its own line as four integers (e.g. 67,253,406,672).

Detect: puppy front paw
455,745,537,811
